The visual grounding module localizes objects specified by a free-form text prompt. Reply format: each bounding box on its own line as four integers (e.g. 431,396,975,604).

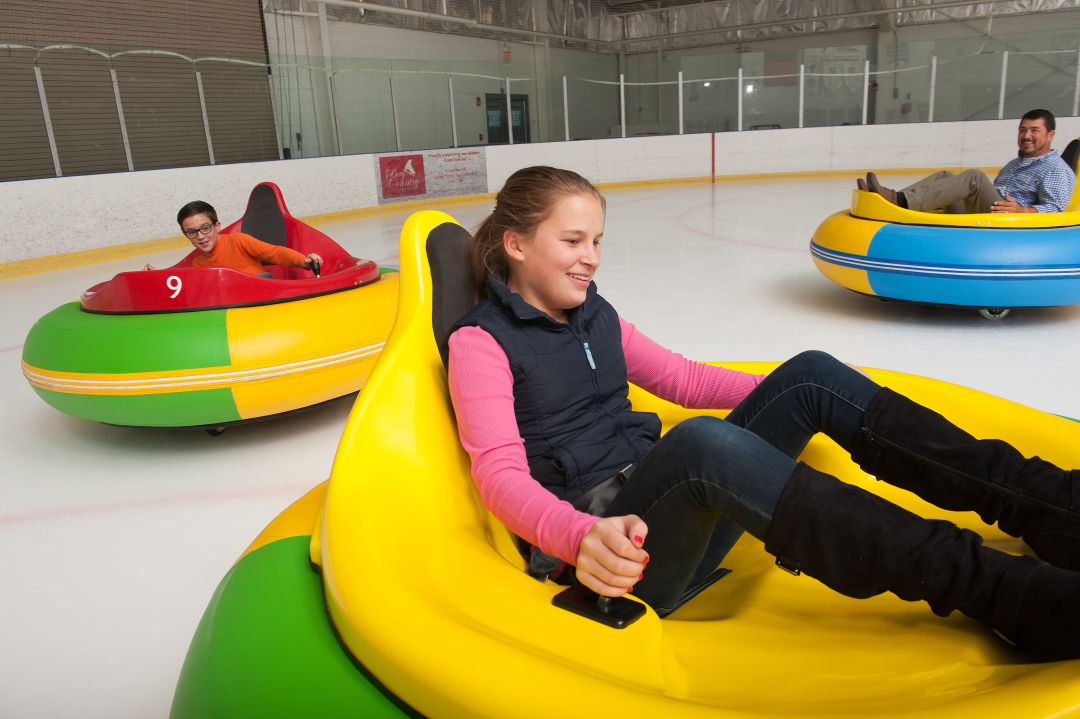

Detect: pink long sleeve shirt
447,317,765,568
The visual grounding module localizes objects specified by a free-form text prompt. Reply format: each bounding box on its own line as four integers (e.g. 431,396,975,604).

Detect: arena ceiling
577,0,1080,51
307,0,1080,53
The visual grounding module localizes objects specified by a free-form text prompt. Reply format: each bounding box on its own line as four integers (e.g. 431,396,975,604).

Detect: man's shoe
866,172,898,205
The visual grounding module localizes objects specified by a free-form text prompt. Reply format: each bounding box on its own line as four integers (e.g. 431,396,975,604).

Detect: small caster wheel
978,307,1010,320
206,426,226,437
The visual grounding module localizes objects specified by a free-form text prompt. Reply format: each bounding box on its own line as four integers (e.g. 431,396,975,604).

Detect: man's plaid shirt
994,149,1076,212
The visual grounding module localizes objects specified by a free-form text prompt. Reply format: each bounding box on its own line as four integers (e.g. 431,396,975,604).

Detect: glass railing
270,43,1079,159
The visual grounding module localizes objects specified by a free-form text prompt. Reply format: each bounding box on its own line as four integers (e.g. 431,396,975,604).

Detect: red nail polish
633,535,643,544
643,555,650,564
638,573,643,580
627,586,634,593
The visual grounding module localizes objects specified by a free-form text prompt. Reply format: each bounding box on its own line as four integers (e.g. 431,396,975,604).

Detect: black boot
850,387,1080,570
764,463,1080,661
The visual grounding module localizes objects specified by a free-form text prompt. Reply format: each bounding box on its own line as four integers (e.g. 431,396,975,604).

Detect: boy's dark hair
1021,108,1056,132
177,200,218,227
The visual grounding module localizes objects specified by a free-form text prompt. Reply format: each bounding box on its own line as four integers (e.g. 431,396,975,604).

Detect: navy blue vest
454,276,661,505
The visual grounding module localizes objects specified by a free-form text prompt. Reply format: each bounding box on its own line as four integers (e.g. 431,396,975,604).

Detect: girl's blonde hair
469,166,605,298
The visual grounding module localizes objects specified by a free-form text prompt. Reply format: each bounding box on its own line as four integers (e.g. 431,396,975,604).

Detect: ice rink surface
3,175,1079,718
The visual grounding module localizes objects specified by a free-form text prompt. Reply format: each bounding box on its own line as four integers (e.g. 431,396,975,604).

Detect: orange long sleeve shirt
191,232,308,275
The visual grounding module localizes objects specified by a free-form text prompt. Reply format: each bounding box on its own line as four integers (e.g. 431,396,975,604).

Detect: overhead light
703,81,711,87
745,83,755,94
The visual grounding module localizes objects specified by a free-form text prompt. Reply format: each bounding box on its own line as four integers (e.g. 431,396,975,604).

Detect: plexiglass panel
258,19,1080,157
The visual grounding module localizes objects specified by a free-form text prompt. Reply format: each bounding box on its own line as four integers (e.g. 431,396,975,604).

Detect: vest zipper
569,305,644,467
570,308,596,372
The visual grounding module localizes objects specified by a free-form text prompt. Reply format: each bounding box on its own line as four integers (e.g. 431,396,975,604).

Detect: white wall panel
6,117,1078,265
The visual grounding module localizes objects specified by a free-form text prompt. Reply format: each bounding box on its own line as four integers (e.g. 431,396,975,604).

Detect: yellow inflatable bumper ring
314,211,1080,716
174,211,1080,717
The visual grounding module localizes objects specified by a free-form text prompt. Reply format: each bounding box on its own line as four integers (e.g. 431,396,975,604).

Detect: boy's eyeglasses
183,223,215,239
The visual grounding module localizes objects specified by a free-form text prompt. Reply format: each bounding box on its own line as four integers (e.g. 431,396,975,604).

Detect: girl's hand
575,515,649,597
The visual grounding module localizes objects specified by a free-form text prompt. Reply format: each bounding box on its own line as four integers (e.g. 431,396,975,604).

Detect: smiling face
181,212,221,254
503,192,604,324
1017,116,1054,159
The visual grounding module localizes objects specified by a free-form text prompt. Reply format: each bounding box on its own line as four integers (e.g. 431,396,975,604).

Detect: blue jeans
604,350,881,615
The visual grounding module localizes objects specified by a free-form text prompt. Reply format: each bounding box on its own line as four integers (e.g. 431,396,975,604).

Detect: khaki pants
901,169,1003,213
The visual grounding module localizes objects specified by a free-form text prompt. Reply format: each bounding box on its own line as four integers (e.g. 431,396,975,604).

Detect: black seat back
240,183,288,247
1061,138,1080,175
1060,138,1080,211
426,222,476,368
